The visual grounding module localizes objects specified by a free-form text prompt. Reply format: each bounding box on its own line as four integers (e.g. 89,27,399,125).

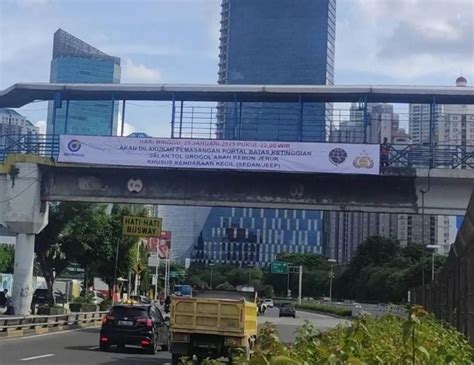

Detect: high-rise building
409,104,443,144
217,0,335,141
159,1,336,266
438,76,474,148
0,109,39,136
327,103,403,262
47,29,121,136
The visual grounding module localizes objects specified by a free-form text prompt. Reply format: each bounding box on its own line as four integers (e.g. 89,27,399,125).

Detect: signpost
120,216,163,302
271,261,288,274
271,261,303,304
122,216,162,237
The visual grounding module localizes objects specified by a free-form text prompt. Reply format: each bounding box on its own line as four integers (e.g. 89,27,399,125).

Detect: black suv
279,303,296,318
99,304,169,354
31,289,67,312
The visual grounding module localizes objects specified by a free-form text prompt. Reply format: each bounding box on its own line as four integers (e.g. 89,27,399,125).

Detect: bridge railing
0,134,59,162
1,133,474,171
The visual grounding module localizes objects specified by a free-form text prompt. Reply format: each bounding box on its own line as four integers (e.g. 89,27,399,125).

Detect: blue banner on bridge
58,135,380,175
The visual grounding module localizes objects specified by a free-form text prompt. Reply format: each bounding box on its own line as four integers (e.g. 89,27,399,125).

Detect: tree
60,203,110,293
334,236,448,303
0,245,14,273
93,206,140,297
269,253,335,298
35,203,76,305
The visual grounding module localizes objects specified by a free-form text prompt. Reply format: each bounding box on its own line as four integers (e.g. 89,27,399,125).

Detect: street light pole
287,271,290,298
209,263,214,289
298,265,303,305
426,245,440,281
134,240,140,295
432,251,435,281
328,259,337,303
113,237,120,303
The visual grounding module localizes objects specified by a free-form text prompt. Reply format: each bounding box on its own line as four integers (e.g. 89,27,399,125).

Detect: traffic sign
122,216,162,237
271,261,288,274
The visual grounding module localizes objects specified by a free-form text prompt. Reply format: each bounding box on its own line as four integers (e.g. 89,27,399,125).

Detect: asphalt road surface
0,310,348,364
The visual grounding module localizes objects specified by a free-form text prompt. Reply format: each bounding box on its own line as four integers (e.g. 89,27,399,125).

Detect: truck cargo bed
171,297,257,337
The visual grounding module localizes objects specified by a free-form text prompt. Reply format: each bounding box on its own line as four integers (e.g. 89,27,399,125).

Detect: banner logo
67,139,82,152
328,148,348,166
353,152,375,169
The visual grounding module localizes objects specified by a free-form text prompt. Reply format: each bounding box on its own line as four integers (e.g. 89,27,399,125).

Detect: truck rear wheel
171,354,181,365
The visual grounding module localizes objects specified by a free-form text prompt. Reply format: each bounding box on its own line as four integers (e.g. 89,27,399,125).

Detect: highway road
0,309,348,364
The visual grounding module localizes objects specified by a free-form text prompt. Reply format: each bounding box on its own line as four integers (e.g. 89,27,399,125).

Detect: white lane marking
21,354,55,361
89,346,99,350
0,326,100,343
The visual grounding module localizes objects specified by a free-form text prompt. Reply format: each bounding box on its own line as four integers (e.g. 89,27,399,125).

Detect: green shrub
172,306,474,364
296,303,352,317
72,294,94,304
234,306,474,364
99,298,113,311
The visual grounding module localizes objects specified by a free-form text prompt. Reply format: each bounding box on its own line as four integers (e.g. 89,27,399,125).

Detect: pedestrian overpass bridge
0,154,470,216
0,82,473,315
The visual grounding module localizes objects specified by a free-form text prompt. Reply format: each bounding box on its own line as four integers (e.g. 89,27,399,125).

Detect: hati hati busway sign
122,216,162,237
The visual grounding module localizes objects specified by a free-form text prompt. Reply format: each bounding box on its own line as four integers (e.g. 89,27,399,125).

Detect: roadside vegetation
296,303,352,317
181,306,474,365
34,202,152,305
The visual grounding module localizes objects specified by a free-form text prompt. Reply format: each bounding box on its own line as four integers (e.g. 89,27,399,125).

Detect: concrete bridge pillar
1,162,48,315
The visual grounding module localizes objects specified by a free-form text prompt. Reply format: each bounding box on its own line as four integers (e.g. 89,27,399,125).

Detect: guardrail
0,311,106,338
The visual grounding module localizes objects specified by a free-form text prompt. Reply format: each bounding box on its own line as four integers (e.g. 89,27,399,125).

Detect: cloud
122,59,162,83
336,0,474,82
35,120,46,134
14,0,50,8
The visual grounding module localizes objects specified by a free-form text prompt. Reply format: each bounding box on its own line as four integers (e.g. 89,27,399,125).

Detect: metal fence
411,193,474,342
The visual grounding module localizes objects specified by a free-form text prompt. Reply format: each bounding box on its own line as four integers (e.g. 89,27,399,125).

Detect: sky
0,0,473,136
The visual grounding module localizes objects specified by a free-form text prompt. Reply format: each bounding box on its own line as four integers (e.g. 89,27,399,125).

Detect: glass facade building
216,0,336,141
192,208,323,266
170,0,335,267
47,29,121,136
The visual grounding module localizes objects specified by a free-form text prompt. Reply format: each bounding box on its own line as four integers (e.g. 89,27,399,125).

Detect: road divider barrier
0,311,107,339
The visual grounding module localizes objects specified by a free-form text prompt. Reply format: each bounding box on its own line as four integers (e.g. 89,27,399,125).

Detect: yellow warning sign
122,216,162,237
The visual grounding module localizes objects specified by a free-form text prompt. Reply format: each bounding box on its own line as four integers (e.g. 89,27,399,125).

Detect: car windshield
110,306,148,319
34,289,48,295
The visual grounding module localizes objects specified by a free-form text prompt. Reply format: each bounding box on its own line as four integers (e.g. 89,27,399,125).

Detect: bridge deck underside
42,166,418,213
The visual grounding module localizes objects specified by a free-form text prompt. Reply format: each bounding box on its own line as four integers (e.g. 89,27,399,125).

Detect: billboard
58,135,380,175
147,231,171,259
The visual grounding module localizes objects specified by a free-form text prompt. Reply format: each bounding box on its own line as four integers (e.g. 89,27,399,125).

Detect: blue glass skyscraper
47,29,121,136
186,0,336,267
216,0,335,141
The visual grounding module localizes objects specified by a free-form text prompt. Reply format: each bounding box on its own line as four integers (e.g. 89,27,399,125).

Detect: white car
263,299,274,308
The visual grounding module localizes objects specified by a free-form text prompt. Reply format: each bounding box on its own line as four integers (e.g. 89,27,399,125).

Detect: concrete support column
11,233,35,315
1,162,48,316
